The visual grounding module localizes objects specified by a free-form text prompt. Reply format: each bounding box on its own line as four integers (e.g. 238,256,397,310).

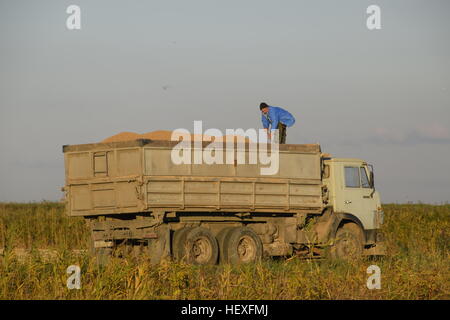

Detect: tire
222,227,263,264
330,223,364,260
183,227,219,265
216,227,234,264
172,227,193,261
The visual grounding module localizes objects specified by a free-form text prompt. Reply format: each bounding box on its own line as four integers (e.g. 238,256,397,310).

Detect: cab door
359,165,378,229
338,164,373,229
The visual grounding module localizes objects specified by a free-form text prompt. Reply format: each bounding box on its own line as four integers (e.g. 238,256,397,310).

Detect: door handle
344,200,352,204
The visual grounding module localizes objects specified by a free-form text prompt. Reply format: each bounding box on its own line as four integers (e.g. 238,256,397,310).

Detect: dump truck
62,139,385,264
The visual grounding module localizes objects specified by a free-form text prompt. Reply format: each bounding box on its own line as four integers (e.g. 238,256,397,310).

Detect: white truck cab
323,157,385,255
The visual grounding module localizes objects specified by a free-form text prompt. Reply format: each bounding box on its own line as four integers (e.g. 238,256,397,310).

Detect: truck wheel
184,227,219,265
216,227,234,264
223,227,263,264
330,223,364,260
172,227,193,261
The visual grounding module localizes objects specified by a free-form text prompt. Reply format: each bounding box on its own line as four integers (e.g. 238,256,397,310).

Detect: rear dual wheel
172,226,263,265
220,227,263,264
172,227,219,265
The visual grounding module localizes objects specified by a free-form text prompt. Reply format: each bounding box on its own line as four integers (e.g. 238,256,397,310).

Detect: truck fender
313,208,339,243
331,213,366,242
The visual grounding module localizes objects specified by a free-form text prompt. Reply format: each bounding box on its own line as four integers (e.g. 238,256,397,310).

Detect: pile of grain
101,130,170,143
101,130,252,143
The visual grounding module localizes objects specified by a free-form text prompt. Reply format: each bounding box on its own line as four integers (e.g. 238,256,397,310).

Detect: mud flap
147,225,171,264
364,242,386,256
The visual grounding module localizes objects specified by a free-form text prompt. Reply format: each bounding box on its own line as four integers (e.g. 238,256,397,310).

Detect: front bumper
364,242,386,256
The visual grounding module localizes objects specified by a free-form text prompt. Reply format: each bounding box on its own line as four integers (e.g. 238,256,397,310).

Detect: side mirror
370,171,374,188
368,164,375,198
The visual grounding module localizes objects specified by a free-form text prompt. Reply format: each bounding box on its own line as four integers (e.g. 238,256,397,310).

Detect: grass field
0,202,448,299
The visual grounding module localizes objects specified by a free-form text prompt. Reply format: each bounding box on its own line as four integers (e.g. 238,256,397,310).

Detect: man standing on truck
260,102,295,144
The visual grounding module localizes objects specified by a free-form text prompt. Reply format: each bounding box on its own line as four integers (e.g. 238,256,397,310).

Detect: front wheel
329,223,364,260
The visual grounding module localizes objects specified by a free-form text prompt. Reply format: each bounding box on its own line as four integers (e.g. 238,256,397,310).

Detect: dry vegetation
0,202,448,299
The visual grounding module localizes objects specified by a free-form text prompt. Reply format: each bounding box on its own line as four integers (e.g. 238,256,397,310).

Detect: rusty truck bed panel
62,139,321,153
63,139,324,216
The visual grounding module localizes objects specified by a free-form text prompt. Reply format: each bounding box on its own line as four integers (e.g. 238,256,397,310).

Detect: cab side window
344,167,360,188
360,167,370,188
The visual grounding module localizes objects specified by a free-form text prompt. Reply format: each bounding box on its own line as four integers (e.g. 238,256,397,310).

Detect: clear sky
0,0,449,203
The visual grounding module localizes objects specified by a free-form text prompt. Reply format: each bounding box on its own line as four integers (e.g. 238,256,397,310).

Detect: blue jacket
261,106,295,131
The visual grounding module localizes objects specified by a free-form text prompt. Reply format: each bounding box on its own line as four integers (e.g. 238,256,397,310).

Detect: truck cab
322,158,385,255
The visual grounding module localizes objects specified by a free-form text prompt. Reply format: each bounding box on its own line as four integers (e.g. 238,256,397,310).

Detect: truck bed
63,139,324,216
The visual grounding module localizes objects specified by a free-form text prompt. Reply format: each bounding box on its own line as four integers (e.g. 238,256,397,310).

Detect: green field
0,202,448,299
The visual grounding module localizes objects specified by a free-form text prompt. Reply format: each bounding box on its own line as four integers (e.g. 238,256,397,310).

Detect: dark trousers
277,123,287,144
